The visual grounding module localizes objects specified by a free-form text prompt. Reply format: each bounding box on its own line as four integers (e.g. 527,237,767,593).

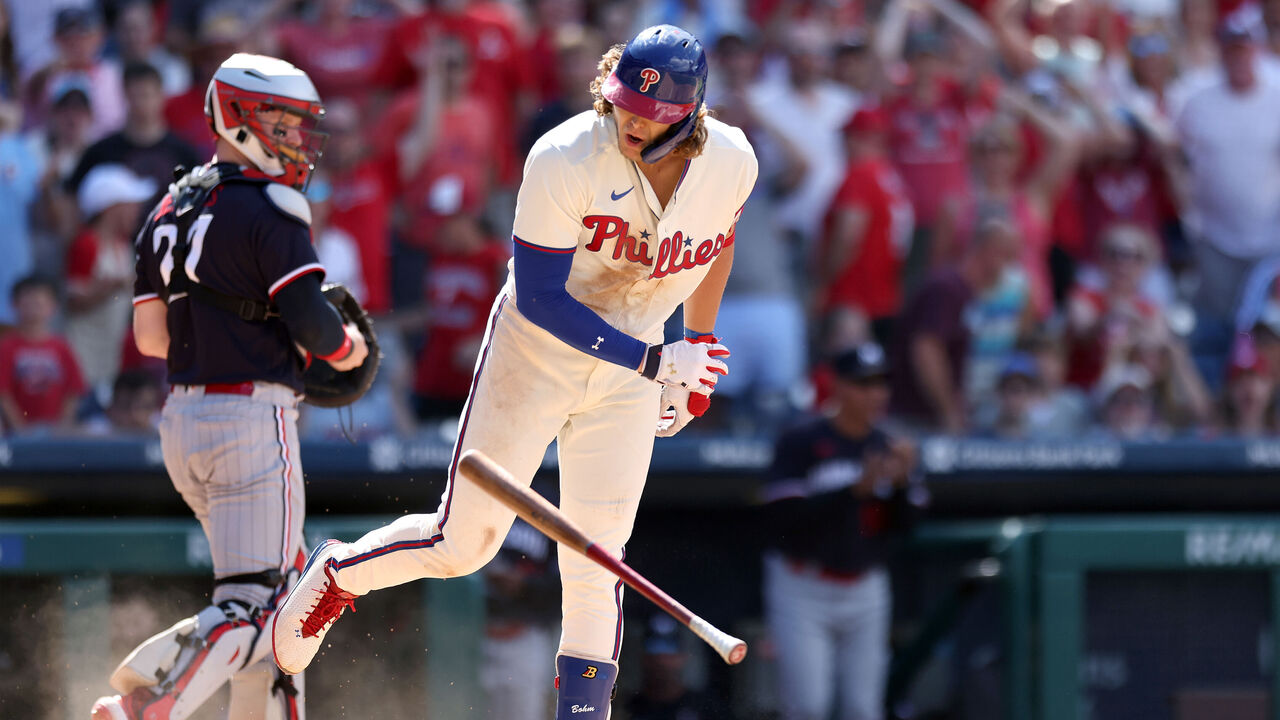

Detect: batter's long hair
590,44,710,160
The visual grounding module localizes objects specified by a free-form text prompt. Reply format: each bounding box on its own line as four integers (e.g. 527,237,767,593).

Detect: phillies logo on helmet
639,68,661,93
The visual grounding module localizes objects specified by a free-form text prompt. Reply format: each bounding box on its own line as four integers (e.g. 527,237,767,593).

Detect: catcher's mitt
303,283,381,408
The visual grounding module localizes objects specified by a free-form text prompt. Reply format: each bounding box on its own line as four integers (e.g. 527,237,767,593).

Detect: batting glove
639,338,730,392
657,384,697,437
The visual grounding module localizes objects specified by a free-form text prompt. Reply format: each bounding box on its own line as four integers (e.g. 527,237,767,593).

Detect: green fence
7,515,1280,720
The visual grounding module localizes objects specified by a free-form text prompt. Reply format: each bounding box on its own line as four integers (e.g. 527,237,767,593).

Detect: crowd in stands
2,0,1280,441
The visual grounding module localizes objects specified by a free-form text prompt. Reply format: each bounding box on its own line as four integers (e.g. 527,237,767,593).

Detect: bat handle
688,615,748,665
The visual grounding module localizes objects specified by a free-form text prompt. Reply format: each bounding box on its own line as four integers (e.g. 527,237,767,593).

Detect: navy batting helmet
602,24,707,163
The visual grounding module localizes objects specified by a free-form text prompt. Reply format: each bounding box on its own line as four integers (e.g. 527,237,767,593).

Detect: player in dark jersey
762,343,928,720
91,53,367,720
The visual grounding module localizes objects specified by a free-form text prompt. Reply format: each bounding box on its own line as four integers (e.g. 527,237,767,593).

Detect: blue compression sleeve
513,237,649,369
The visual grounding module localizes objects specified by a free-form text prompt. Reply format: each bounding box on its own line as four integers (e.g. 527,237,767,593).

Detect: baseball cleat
272,539,358,675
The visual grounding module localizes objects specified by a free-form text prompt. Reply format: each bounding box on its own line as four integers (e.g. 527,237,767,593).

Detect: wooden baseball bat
457,449,748,665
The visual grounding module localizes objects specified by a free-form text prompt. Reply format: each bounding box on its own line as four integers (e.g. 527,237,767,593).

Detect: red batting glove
685,334,728,416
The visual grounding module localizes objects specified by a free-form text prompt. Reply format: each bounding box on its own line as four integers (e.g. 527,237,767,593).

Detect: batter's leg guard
101,600,267,720
555,654,618,720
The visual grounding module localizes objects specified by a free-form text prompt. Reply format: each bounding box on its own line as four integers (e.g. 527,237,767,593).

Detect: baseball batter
92,54,369,720
271,25,756,719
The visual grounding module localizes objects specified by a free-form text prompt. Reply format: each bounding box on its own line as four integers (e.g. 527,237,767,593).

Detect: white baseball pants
329,295,662,663
160,382,309,717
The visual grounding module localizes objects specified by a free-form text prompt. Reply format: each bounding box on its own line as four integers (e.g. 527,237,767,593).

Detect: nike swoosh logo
611,187,634,201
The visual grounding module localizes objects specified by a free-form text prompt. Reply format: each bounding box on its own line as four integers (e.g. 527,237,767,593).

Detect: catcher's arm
274,274,367,370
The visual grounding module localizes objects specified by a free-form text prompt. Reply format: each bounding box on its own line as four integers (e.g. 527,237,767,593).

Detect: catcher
92,53,375,720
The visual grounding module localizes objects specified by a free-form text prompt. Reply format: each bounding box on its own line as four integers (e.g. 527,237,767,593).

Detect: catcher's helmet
205,53,326,191
602,24,707,163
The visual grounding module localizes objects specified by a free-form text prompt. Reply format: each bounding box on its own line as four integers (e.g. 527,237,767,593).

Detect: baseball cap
835,29,870,54
1094,364,1152,406
832,342,889,383
1128,32,1171,58
1254,300,1280,338
78,164,156,218
843,106,889,136
1217,5,1264,44
47,74,92,109
998,353,1041,386
643,614,682,656
55,7,103,36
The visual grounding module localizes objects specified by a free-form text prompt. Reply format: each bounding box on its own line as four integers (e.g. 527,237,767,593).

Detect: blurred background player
91,53,368,720
480,513,559,719
624,613,715,720
762,342,928,720
271,24,756,720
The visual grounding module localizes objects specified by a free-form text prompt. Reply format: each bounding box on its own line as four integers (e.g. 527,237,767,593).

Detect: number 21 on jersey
153,213,214,287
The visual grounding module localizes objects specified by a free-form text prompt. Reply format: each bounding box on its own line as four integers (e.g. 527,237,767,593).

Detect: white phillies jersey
509,110,758,344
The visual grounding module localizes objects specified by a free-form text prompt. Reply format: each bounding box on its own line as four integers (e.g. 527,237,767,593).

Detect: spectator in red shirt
307,172,367,304
818,106,914,347
380,35,496,251
885,33,979,235
164,13,247,161
384,0,534,185
323,99,394,314
1221,333,1273,436
0,275,86,434
934,88,1079,320
275,0,400,114
522,26,607,155
1065,224,1157,386
413,212,510,420
525,0,589,104
1076,126,1178,267
67,164,155,394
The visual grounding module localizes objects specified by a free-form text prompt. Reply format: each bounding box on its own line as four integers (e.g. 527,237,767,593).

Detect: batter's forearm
518,287,648,369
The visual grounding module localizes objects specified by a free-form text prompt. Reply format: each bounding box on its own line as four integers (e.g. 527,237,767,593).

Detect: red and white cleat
271,539,358,675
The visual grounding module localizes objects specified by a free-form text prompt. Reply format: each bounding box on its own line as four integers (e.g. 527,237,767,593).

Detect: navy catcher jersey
133,171,324,391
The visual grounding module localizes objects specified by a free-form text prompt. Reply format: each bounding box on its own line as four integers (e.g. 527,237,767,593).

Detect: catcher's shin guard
555,655,618,720
228,658,305,720
106,600,268,719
